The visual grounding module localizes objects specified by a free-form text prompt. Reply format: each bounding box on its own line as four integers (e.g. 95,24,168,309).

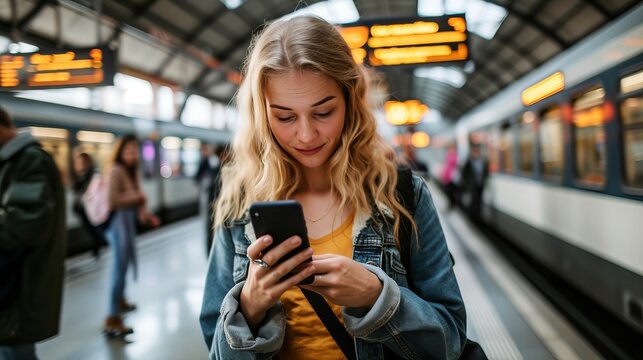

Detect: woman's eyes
277,115,295,122
274,110,333,122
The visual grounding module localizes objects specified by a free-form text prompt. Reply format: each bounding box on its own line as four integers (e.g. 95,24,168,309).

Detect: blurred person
460,145,488,223
195,144,219,187
71,151,107,258
0,106,66,359
401,144,428,177
199,16,465,359
103,135,159,337
441,144,460,209
196,144,219,253
205,144,230,255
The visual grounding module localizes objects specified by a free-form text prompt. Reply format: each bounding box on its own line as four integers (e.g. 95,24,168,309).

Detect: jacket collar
0,131,38,161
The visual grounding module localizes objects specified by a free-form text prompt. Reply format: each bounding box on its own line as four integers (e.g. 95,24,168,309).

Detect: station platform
39,181,603,360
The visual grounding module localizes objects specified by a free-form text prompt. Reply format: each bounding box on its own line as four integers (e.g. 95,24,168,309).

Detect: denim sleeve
343,177,467,360
199,226,286,359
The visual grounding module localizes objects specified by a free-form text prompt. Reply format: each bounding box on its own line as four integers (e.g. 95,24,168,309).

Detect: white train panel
488,174,643,276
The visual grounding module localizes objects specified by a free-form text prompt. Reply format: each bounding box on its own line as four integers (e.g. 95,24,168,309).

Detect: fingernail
263,236,271,244
291,237,300,245
305,248,313,256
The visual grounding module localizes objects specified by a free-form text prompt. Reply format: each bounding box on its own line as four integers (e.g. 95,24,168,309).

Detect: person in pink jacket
441,144,459,209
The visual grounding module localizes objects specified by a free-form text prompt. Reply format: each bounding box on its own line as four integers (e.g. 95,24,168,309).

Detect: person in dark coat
460,145,488,223
0,106,66,360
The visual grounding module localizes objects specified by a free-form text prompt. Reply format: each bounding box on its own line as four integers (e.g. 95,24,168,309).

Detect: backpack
396,168,488,360
81,172,112,228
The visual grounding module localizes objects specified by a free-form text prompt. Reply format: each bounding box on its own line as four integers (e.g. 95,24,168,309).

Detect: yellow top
276,212,355,360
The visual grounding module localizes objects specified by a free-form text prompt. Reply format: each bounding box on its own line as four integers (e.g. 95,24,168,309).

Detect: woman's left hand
301,254,383,308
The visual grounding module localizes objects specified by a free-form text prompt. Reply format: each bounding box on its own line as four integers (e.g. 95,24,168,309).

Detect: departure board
0,46,115,90
339,15,469,67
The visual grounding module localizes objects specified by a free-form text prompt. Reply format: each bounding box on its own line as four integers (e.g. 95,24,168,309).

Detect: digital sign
339,15,468,67
0,46,116,90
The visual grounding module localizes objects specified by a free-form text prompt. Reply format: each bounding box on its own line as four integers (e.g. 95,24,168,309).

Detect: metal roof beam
171,0,233,44
133,0,160,19
215,0,323,63
581,0,612,18
18,0,50,31
483,0,569,49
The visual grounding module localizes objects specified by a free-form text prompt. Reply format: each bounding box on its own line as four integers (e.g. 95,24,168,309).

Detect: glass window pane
141,140,156,178
487,127,500,173
24,127,70,186
160,136,182,178
157,86,176,121
540,106,564,177
181,138,201,178
621,68,643,94
573,88,606,185
500,124,513,173
519,112,535,174
624,129,643,188
181,95,213,128
621,95,643,126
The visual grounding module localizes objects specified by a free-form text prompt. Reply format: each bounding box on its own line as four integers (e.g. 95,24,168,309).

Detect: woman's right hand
240,235,315,330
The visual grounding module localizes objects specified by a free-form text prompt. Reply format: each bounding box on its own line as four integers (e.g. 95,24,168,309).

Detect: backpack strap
395,167,415,276
300,288,357,360
395,168,454,278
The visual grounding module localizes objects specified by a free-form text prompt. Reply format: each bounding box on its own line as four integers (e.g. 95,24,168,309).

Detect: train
0,92,231,256
426,3,643,339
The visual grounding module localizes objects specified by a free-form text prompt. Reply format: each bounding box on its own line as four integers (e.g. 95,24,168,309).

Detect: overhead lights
414,66,466,88
385,100,429,125
221,0,245,10
521,72,565,106
281,0,359,24
418,0,507,40
411,131,431,148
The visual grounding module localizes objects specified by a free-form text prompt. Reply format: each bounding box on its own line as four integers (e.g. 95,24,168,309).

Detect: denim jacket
200,176,466,359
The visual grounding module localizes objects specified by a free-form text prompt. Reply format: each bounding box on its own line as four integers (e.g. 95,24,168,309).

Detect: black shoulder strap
396,167,454,273
299,169,415,360
300,289,356,360
396,167,415,274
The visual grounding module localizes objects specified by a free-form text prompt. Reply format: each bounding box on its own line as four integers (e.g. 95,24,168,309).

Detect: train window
499,122,513,173
623,129,643,188
181,138,202,178
620,70,643,188
25,127,70,186
573,87,606,186
518,112,535,175
539,106,564,178
75,131,115,173
620,68,643,95
160,136,182,178
141,140,156,178
486,127,500,173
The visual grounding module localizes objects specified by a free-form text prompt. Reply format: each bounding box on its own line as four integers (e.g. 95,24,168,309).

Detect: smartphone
249,200,314,285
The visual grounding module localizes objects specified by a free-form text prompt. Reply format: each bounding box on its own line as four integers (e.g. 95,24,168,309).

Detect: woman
71,151,107,258
200,16,466,359
103,135,159,336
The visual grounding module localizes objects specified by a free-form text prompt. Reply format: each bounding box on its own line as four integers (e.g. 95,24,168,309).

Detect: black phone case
250,200,314,285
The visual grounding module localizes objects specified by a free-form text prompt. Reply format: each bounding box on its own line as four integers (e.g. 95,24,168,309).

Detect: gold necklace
304,197,336,223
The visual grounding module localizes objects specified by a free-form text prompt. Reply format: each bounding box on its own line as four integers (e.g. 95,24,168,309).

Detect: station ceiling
0,0,639,122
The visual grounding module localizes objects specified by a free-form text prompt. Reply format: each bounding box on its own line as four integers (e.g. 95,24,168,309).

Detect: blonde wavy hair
215,16,414,244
